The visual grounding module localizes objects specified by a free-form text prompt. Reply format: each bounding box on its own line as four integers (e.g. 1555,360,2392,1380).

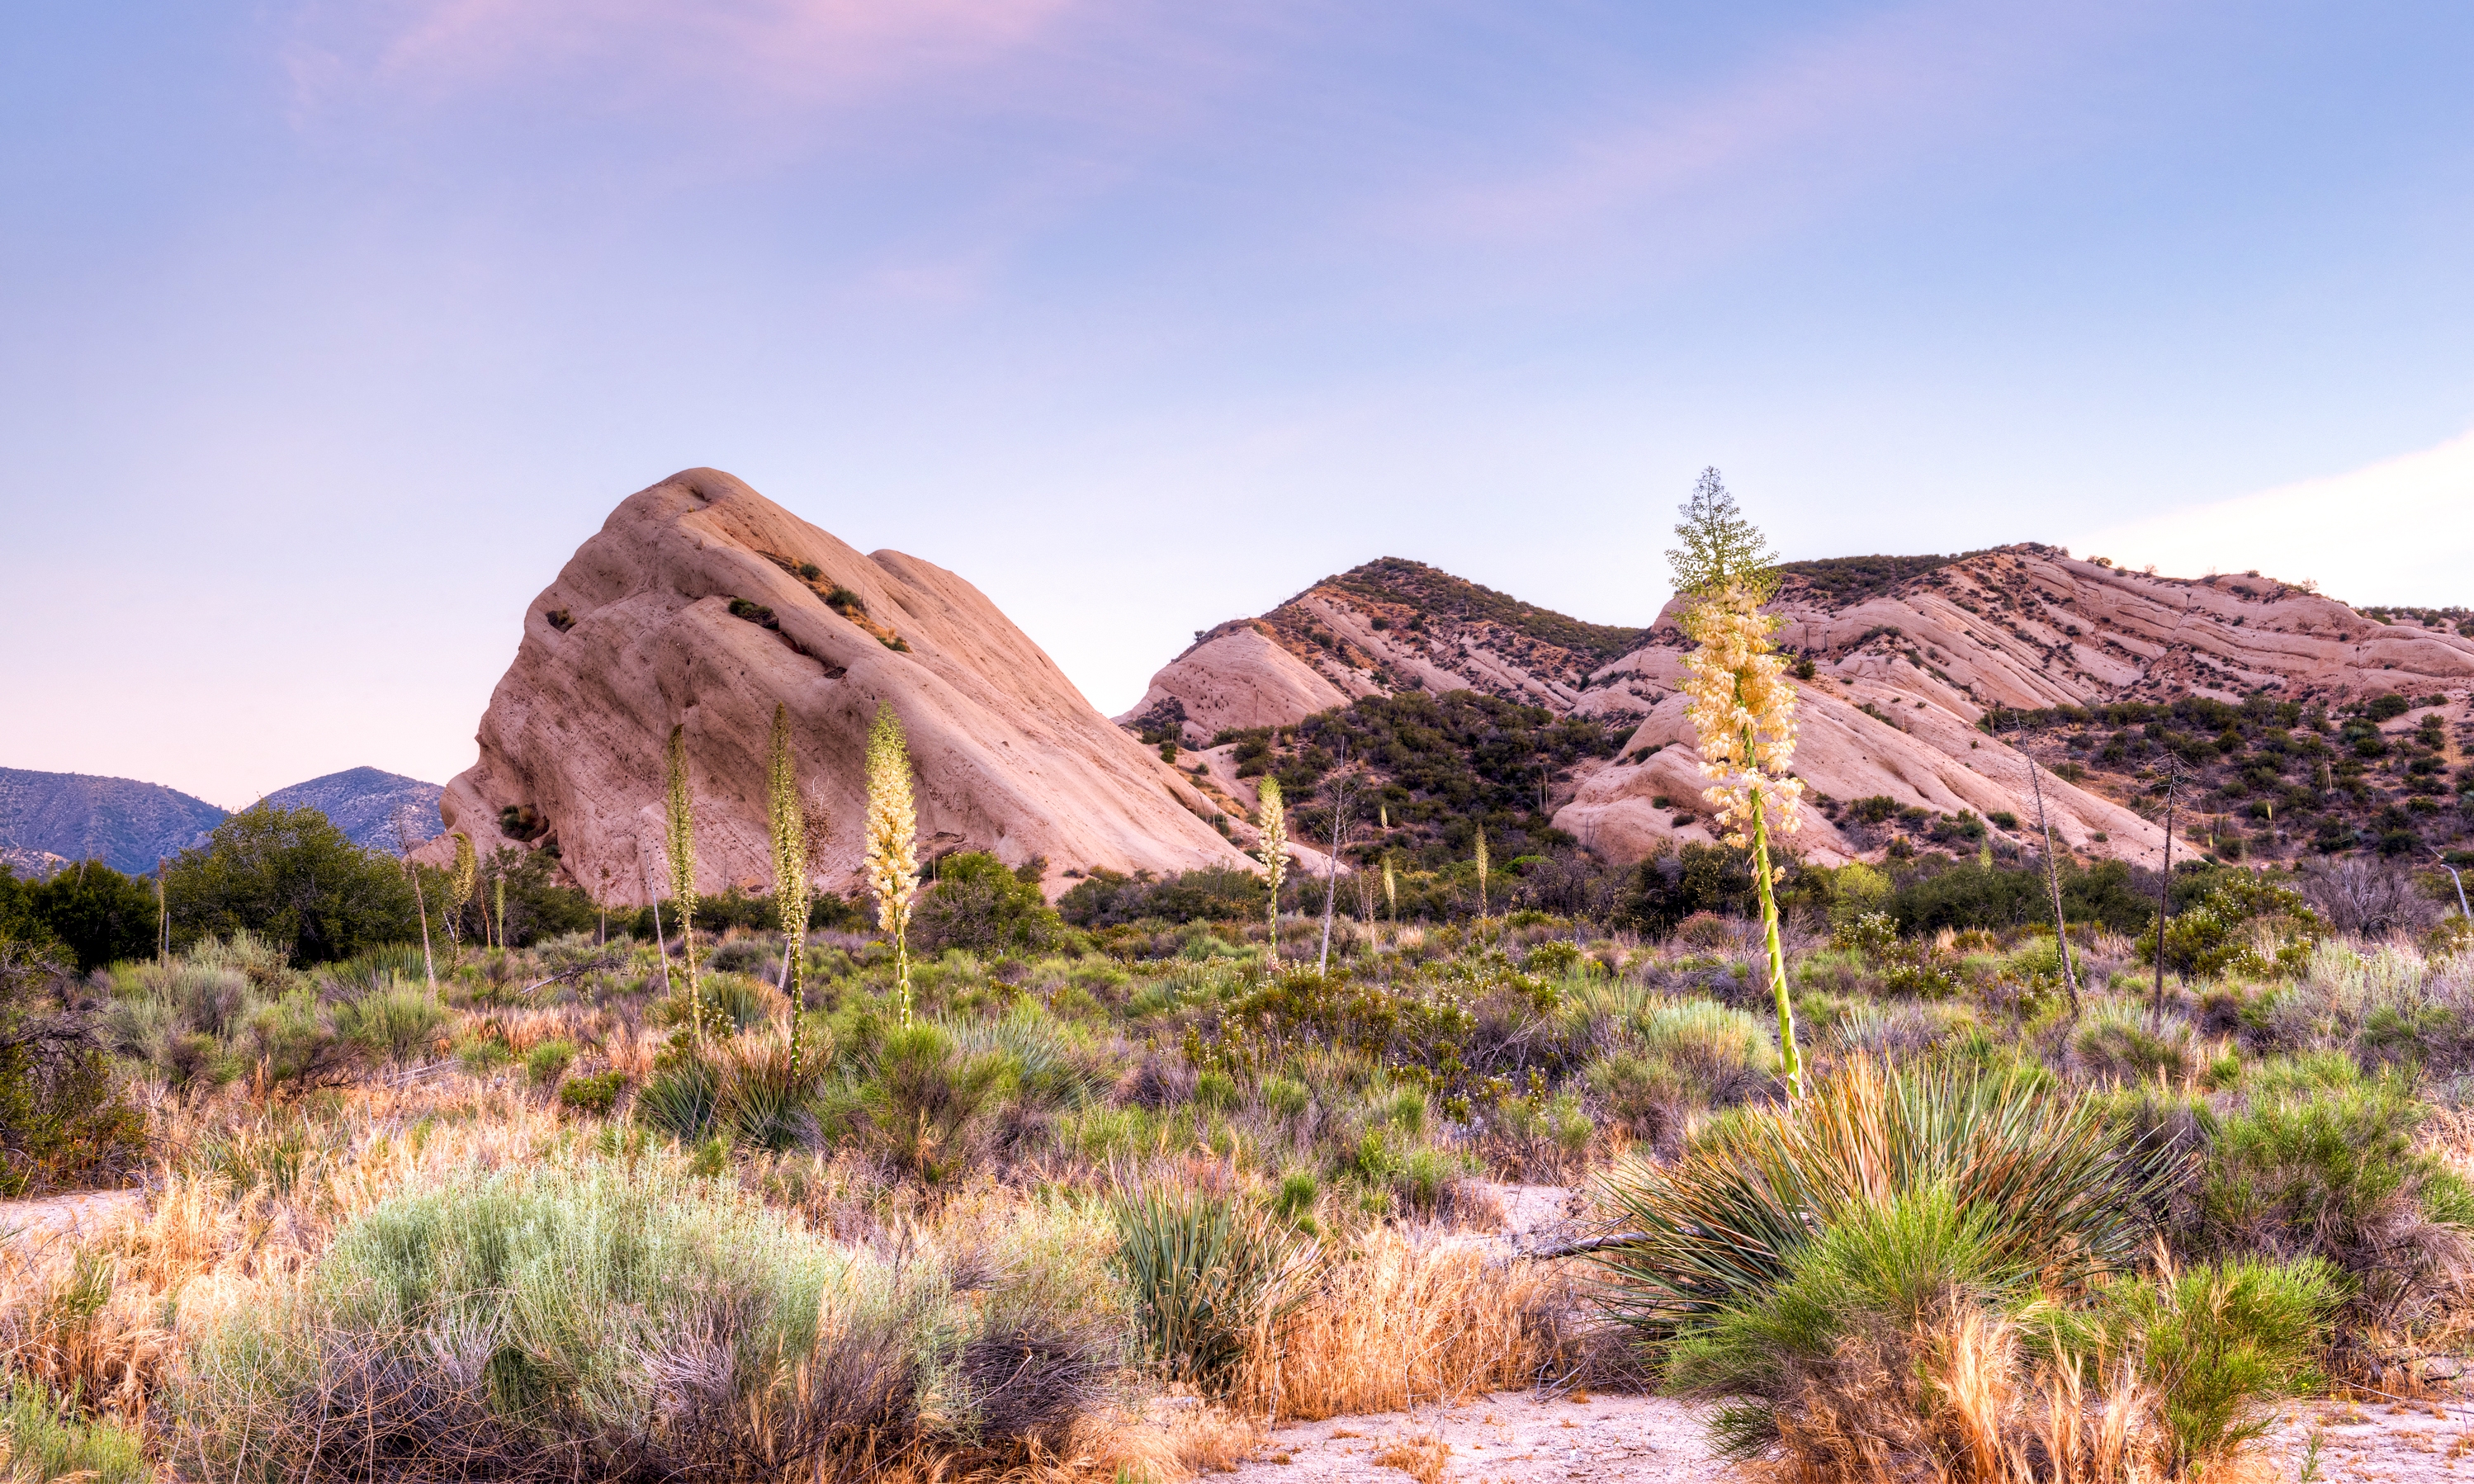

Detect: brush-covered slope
1134,546,2474,872
260,768,442,852
0,768,229,875
1118,557,1653,745
421,469,1246,905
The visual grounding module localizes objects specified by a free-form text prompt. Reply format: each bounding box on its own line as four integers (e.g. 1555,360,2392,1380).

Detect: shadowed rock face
420,469,1247,905
1127,545,2474,871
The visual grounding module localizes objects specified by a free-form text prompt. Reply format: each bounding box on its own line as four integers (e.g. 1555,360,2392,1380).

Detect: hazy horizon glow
5,2,2472,811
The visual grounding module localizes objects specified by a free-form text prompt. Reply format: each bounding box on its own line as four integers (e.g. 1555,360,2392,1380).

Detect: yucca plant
1256,777,1289,967
665,725,705,1039
445,833,476,971
1592,1057,2171,1340
765,702,814,1075
862,702,919,1027
1114,1184,1314,1398
1669,468,1807,1096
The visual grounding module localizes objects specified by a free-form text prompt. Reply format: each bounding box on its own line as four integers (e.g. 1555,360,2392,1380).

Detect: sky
3,2,2472,811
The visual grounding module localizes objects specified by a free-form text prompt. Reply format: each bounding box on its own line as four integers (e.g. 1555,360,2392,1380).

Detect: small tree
862,702,920,1027
665,725,704,1038
766,704,813,1073
1256,777,1289,968
1669,467,1808,1099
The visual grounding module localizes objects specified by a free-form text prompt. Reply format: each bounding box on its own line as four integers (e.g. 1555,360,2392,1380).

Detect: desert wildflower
1670,467,1807,1098
863,702,920,1026
1257,777,1289,967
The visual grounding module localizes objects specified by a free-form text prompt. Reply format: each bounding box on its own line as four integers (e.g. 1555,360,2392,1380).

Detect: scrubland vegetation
7,813,2474,1481
5,490,2472,1482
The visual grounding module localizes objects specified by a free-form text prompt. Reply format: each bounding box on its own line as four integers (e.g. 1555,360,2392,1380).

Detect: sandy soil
1223,1391,1730,1484
2259,1392,2474,1482
0,1188,144,1246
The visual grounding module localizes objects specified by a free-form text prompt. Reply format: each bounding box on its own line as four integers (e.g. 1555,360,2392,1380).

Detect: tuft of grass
1594,1057,2170,1340
1114,1184,1312,1398
1,1378,149,1484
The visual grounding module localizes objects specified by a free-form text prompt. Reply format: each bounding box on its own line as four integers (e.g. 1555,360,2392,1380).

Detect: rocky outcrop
1130,545,2473,872
1116,558,1649,744
421,469,1250,905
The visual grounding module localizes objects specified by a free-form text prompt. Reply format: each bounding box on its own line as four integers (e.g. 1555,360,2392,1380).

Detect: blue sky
4,2,2471,809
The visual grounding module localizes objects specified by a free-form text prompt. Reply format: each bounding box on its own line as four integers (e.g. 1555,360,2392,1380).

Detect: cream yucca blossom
665,725,705,1038
1680,587,1804,860
1668,466,1807,1098
863,702,920,1026
766,703,813,1072
1256,777,1289,968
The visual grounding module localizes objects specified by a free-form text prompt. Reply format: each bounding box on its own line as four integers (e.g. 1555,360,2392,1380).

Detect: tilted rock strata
1133,545,2470,872
421,469,1249,905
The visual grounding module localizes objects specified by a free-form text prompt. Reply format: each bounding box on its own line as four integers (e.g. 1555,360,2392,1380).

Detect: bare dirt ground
2257,1390,2474,1482
0,1188,144,1247
1223,1391,1730,1484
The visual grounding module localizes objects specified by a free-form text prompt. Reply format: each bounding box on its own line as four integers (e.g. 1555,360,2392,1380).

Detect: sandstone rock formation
1131,546,2474,872
422,470,1249,905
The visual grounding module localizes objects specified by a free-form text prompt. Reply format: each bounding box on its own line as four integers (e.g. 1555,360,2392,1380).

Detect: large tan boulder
420,469,1250,905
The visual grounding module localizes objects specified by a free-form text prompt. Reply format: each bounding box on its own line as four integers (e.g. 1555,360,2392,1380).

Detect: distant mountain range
0,766,442,877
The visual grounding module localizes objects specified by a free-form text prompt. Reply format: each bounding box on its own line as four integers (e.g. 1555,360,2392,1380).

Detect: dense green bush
165,805,419,966
0,860,158,971
2193,1065,2470,1333
1664,1184,2035,1461
2064,1258,2339,1474
0,943,146,1196
1059,866,1267,928
913,853,1062,954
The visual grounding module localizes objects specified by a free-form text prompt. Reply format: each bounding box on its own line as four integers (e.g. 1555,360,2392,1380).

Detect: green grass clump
1114,1185,1309,1397
1595,1057,2167,1340
2,1378,149,1484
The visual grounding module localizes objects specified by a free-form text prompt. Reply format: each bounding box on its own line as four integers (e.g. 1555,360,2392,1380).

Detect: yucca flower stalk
765,704,814,1074
1474,824,1489,920
1256,777,1289,968
446,834,476,970
1670,467,1807,1099
863,702,920,1027
665,725,705,1039
1382,854,1396,925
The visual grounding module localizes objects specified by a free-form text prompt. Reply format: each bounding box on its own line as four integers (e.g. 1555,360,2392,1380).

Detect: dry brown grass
1240,1228,1611,1423
1369,1431,1450,1483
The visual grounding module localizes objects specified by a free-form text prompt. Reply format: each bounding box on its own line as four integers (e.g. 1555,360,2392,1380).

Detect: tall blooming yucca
1669,467,1808,1098
863,702,920,1026
446,833,477,969
665,725,704,1039
766,703,813,1072
1256,777,1289,967
1474,825,1489,919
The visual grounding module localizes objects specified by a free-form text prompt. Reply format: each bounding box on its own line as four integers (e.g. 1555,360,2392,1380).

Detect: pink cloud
1398,2,2154,246
287,0,1084,114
